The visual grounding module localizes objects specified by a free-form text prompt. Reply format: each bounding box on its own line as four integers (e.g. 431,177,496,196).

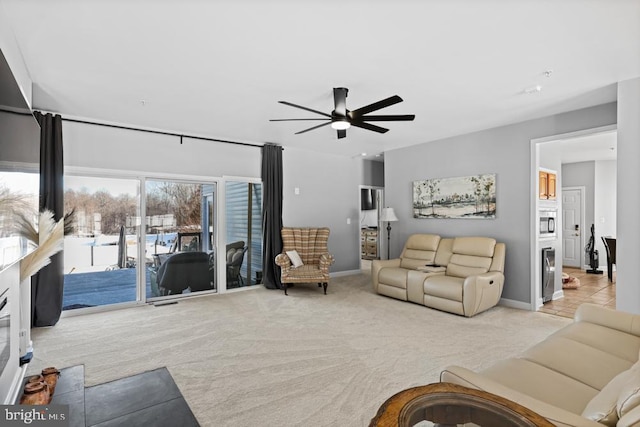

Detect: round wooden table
369,382,554,427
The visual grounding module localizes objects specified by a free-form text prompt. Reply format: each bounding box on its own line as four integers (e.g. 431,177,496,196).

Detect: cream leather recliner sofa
441,303,640,427
372,234,506,317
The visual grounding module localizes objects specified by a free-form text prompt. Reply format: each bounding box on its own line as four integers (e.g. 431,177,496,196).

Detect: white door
562,188,583,267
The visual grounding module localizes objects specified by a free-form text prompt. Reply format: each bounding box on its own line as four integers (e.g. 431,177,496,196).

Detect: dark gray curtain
261,144,283,290
31,112,64,327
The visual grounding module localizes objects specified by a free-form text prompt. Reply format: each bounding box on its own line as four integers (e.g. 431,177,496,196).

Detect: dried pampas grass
19,210,65,282
0,187,34,238
15,211,39,243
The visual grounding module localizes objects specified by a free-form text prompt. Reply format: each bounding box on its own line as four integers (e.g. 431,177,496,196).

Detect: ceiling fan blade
349,95,403,117
278,101,332,118
295,121,332,135
359,114,415,122
333,87,348,116
350,121,389,134
337,129,347,139
269,118,330,121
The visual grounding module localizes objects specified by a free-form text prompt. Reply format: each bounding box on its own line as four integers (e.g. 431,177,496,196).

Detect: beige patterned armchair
275,227,334,295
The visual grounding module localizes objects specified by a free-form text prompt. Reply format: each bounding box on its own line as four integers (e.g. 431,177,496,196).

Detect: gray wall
0,41,38,166
617,77,640,313
282,147,361,272
385,102,617,304
594,160,616,241
362,159,384,187
63,121,261,178
0,110,39,164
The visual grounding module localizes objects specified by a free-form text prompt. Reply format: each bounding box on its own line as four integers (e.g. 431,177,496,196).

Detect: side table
369,382,554,427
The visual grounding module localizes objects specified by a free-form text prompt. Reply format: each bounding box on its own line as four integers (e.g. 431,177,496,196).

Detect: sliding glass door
145,179,216,299
63,176,140,310
60,173,267,309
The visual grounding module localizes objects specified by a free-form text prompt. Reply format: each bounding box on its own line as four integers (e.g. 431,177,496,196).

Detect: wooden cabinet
361,229,378,260
539,171,556,200
538,172,548,199
547,173,556,199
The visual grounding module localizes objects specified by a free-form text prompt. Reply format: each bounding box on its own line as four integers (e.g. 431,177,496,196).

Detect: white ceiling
557,130,617,164
2,0,639,160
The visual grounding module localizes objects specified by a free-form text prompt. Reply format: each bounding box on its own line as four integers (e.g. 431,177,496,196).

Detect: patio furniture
169,232,202,253
227,245,248,288
157,252,212,295
227,246,249,288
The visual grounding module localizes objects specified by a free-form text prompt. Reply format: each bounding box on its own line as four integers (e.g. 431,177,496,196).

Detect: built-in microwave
539,210,557,238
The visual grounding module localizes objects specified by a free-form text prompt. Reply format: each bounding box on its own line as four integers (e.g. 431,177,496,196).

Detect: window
63,176,140,309
225,181,262,288
0,171,38,268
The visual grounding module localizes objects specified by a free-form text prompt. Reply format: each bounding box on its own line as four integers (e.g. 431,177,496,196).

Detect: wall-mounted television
361,189,376,211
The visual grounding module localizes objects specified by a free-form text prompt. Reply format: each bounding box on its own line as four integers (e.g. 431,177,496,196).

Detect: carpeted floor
28,273,571,427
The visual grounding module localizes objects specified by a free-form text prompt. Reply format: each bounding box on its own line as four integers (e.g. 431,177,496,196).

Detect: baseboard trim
331,269,362,278
499,298,533,311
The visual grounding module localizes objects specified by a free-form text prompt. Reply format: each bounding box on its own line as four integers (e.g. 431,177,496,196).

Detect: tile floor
19,365,200,427
84,368,199,427
538,267,616,318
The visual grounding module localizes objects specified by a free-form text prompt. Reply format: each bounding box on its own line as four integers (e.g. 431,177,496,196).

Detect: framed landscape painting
413,173,496,219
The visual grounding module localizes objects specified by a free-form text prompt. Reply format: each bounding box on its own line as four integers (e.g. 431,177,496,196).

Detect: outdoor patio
63,268,153,310
62,266,253,310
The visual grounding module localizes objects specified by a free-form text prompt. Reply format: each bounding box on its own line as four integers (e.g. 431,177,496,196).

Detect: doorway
145,179,216,300
531,125,617,311
359,186,383,271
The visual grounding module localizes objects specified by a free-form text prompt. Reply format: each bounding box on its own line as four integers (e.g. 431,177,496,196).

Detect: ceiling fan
270,87,415,139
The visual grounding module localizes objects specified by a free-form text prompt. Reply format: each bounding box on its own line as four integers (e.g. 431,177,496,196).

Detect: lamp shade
380,207,398,222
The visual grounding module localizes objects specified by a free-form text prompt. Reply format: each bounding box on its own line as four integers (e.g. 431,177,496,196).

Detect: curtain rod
0,107,34,116
61,116,265,149
0,107,282,149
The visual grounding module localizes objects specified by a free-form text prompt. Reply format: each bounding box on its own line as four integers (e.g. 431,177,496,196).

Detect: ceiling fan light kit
270,87,415,139
331,118,350,130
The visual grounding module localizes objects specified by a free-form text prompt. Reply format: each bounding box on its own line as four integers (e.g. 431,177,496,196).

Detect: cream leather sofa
372,234,506,317
441,304,640,427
